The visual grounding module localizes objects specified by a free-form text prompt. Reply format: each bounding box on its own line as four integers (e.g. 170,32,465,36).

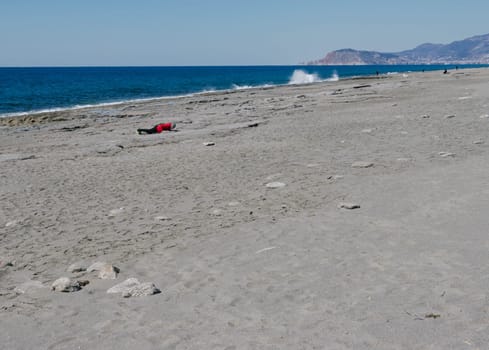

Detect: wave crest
289,70,339,84
289,70,321,84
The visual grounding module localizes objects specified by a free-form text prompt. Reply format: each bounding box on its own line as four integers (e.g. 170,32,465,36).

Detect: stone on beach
473,140,484,144
439,152,455,158
87,261,120,279
351,161,374,168
51,277,82,292
338,202,361,210
203,142,215,146
266,182,286,189
107,278,160,297
211,209,223,216
98,264,120,280
124,282,161,297
0,257,14,268
155,216,171,221
5,220,19,227
108,207,125,216
445,114,456,119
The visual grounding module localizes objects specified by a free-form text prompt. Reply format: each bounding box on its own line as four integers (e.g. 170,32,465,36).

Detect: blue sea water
0,65,487,117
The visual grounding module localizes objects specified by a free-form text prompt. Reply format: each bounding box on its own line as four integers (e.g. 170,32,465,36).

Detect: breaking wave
289,70,321,84
288,70,339,84
327,71,339,81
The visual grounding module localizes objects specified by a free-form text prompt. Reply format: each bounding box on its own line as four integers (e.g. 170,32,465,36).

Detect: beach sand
2,69,489,349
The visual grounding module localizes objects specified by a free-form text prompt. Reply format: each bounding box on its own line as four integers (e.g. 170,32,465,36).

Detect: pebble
155,216,171,221
338,202,361,210
5,220,18,228
203,142,215,146
421,114,430,118
51,277,82,292
0,257,14,269
67,262,87,273
14,280,46,294
445,115,456,119
439,152,455,157
107,278,160,297
108,207,124,216
473,140,484,144
255,247,277,254
327,175,344,180
211,209,223,216
266,182,286,189
351,161,374,168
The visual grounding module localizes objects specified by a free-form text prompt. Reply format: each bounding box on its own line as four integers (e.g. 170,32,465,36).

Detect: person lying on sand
137,122,176,135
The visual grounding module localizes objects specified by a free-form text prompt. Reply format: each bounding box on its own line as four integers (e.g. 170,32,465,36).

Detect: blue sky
1,0,488,66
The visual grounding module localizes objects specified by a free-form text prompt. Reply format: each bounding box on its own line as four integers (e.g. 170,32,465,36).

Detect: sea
1,65,487,117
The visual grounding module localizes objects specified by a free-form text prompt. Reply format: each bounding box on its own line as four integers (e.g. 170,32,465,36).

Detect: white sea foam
289,70,321,84
327,71,339,81
232,84,254,90
288,70,339,85
0,92,210,118
232,83,273,90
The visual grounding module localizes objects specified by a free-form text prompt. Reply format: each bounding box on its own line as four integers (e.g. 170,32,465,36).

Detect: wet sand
2,69,489,349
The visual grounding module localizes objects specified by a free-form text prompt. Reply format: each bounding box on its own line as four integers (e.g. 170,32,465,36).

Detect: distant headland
307,33,489,65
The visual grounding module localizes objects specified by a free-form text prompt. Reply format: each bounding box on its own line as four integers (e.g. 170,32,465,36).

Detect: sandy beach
2,68,489,349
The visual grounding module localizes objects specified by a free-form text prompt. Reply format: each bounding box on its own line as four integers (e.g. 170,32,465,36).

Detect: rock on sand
107,278,160,297
266,182,286,189
51,277,82,292
351,161,374,168
87,262,120,279
338,202,361,210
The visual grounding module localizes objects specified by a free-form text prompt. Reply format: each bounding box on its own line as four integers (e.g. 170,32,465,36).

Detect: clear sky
1,0,488,66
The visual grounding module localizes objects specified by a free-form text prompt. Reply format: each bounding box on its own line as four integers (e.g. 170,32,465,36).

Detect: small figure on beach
137,122,176,135
443,69,448,74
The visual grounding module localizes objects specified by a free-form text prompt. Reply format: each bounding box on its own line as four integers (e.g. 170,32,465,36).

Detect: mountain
308,34,489,65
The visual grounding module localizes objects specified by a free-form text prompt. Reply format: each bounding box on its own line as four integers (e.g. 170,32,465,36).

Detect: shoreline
0,65,473,123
